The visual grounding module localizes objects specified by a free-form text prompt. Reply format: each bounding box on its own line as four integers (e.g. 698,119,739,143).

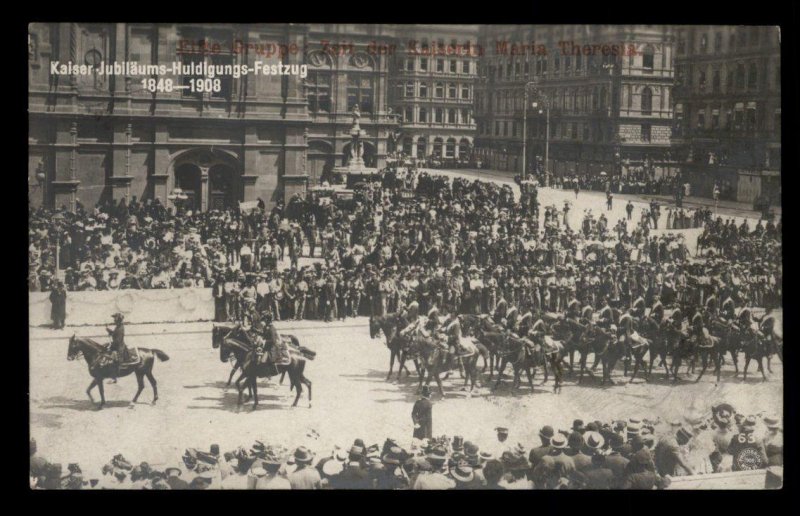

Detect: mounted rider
398,301,421,338
721,296,736,321
254,312,291,366
704,294,719,318
691,308,712,347
106,313,138,377
440,310,476,358
597,297,615,329
758,308,780,348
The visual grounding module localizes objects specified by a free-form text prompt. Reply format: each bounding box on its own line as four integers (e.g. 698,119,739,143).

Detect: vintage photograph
28,23,782,490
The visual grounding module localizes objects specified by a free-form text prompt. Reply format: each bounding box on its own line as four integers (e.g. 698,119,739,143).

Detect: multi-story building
474,25,679,179
28,23,398,211
389,25,480,162
672,25,781,204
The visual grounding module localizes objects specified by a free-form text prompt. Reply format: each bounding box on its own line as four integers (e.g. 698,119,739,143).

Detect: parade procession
28,23,782,490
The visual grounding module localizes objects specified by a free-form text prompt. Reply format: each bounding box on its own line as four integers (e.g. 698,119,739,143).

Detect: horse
740,329,769,382
67,335,169,409
708,318,743,383
369,313,414,380
234,346,314,409
495,333,563,394
212,324,300,388
575,324,618,385
460,314,502,378
637,317,672,380
411,334,483,397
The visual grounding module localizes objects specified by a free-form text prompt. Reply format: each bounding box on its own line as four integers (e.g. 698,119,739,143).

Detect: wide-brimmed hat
550,434,567,449
495,427,509,435
676,427,693,443
764,415,781,429
293,447,314,463
164,466,182,477
451,461,474,483
426,446,447,464
585,431,605,450
322,459,343,477
539,425,555,440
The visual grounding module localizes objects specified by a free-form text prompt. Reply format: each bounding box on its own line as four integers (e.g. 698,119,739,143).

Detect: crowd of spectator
30,404,782,490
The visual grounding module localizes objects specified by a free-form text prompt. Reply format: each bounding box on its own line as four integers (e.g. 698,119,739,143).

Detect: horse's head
67,334,81,361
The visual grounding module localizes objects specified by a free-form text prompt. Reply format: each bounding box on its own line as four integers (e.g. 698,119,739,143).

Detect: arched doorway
307,141,334,186
208,164,236,211
175,163,202,211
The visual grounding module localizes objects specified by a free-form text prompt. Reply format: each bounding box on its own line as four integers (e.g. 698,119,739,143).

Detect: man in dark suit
412,386,433,440
49,280,67,329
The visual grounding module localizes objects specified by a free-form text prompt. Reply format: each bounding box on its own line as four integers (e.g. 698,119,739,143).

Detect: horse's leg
715,349,722,385
524,363,535,391
97,379,106,409
145,369,158,404
250,374,259,410
629,352,640,384
742,353,750,381
236,371,246,406
759,355,768,381
387,348,396,381
279,370,287,385
86,378,97,404
730,348,739,374
568,349,575,374
493,358,506,391
132,371,145,403
434,369,445,398
290,370,302,407
227,361,239,386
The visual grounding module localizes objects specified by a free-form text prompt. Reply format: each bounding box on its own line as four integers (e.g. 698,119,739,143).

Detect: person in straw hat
288,447,320,489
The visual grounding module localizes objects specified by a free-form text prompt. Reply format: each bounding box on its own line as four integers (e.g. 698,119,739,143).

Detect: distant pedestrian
626,201,634,220
606,192,613,210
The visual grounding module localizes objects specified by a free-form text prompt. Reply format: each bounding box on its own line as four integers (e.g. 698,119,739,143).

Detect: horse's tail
152,349,170,362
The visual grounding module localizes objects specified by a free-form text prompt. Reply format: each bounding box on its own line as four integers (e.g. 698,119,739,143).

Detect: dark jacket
49,287,66,323
412,397,433,439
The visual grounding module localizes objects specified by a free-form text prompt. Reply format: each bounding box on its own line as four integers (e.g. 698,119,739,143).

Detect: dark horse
67,335,169,409
369,313,416,380
410,335,486,397
212,324,299,387
233,344,314,410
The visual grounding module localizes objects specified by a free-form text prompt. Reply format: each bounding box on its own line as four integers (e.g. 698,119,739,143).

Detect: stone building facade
388,25,480,162
672,25,781,203
474,25,679,179
28,23,398,211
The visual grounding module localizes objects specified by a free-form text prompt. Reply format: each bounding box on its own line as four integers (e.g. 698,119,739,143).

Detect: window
641,124,651,142
437,59,444,73
307,71,331,112
419,108,427,123
448,109,456,124
419,83,427,98
461,85,469,99
405,81,414,97
446,139,455,158
736,63,746,89
416,138,426,159
642,45,654,71
699,34,708,53
435,108,443,123
495,121,500,135
712,70,721,93
554,55,560,72
697,109,706,129
748,63,758,90
448,83,456,98
420,58,428,71
641,87,653,115
461,109,470,124
406,59,414,71
404,107,412,123
698,71,707,92
129,28,153,64
714,33,722,53
433,138,443,157
571,123,577,139
677,35,686,54
711,108,720,129
347,75,374,113
746,103,757,131
463,60,470,74
503,121,508,136
450,60,457,73
435,82,444,97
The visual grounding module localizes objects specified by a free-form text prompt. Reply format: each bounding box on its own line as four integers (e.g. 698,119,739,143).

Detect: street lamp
523,82,550,186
